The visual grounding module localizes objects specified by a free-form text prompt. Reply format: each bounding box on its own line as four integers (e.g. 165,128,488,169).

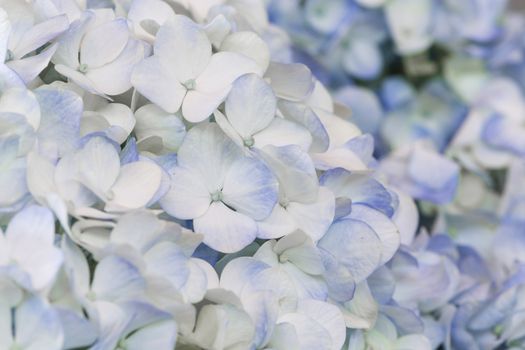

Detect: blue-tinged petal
7,43,58,84
12,14,68,58
469,288,516,331
242,291,280,348
278,100,329,153
6,205,55,246
155,15,211,82
222,156,278,221
380,77,415,110
0,88,40,129
335,86,383,134
76,136,120,198
194,201,257,253
286,187,335,241
91,255,146,302
320,168,394,216
260,145,318,203
160,166,211,220
318,219,382,283
381,305,424,335
143,242,190,290
220,256,271,296
86,38,144,96
124,320,177,350
368,266,395,304
225,74,276,139
341,281,378,329
15,297,64,350
482,114,525,156
254,117,313,151
34,85,82,159
131,56,186,114
177,123,243,192
56,308,97,349
80,18,129,69
390,188,418,245
342,39,382,80
88,301,128,350
348,204,400,264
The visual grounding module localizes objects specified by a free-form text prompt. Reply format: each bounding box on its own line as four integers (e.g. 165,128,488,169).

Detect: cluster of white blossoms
0,0,435,349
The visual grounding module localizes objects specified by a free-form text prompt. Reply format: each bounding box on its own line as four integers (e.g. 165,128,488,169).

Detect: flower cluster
269,0,525,349
0,0,437,349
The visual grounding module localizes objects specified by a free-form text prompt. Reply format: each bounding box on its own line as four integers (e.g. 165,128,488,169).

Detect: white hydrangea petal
177,123,243,191
182,88,229,123
260,145,318,203
277,313,332,350
394,334,432,350
15,297,64,350
12,14,68,58
220,257,270,296
0,8,9,61
80,18,129,69
77,137,120,197
266,62,314,101
318,219,382,283
124,320,177,350
349,204,400,265
131,56,186,113
91,255,146,302
222,156,278,221
62,236,91,297
341,281,379,329
134,104,186,152
53,12,94,67
267,322,300,350
128,0,176,42
7,43,58,84
194,201,257,253
297,300,346,350
56,308,98,350
86,38,144,96
155,15,211,82
110,211,163,252
6,205,55,246
88,301,128,350
221,31,270,72
286,187,335,242
254,118,312,151
160,166,211,220
257,204,297,239
106,161,162,210
0,88,40,130
34,85,83,159
225,74,276,138
195,51,263,93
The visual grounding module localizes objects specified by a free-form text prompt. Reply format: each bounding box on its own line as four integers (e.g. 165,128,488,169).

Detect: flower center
279,197,290,208
78,63,89,73
183,79,196,90
210,190,223,202
243,136,255,147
